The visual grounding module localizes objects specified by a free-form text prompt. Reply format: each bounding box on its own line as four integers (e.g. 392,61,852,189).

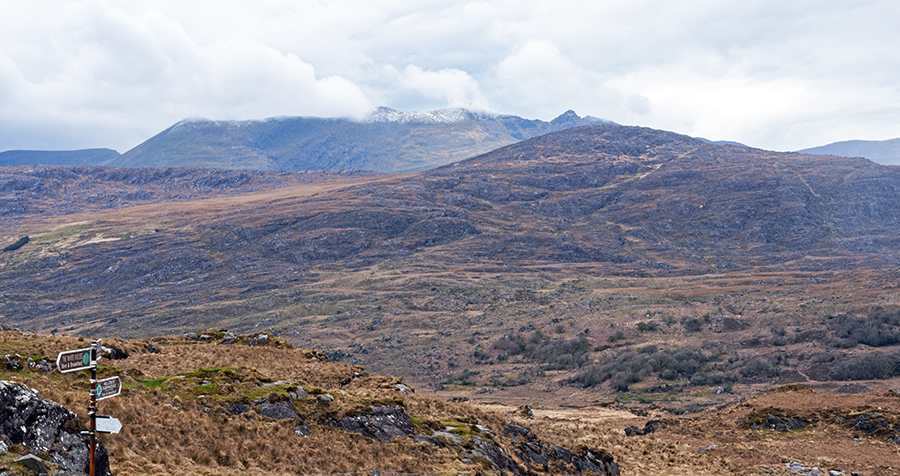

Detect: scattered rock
750,414,805,432
848,413,889,433
259,401,299,420
289,387,307,400
293,422,310,437
316,394,334,404
34,358,53,372
183,332,199,341
147,342,160,354
624,418,667,436
786,461,823,476
4,355,20,371
100,345,128,360
225,403,249,415
394,383,414,394
697,444,717,452
517,405,534,419
261,380,291,388
413,434,445,447
256,334,268,345
0,439,7,455
16,455,47,475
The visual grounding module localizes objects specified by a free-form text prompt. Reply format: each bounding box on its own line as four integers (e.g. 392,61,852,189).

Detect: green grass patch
193,384,218,395
33,223,95,244
143,377,171,389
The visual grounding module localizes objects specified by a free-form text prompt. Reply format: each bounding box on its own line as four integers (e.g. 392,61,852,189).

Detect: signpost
56,339,123,476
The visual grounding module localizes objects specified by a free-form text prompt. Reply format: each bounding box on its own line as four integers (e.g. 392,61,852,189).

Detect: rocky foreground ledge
0,380,110,476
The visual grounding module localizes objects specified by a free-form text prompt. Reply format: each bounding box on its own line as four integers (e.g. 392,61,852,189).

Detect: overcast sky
1,0,898,153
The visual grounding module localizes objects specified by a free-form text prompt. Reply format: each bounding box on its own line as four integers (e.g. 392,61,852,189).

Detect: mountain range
799,137,900,165
0,108,614,173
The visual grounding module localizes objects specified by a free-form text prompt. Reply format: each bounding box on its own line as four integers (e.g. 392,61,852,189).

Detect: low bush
827,307,900,348
571,346,721,391
2,236,29,252
492,331,590,370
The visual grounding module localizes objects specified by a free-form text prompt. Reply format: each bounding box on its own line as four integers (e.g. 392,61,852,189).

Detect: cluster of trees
571,345,784,391
827,308,900,348
492,330,590,370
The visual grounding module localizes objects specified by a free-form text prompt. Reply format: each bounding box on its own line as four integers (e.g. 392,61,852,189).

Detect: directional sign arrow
56,347,94,373
95,376,121,401
95,415,123,434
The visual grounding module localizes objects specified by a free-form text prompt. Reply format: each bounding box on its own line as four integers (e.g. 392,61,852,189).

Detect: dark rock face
0,380,110,476
225,403,249,415
330,405,415,442
624,418,667,436
503,422,620,475
259,401,299,420
750,414,805,432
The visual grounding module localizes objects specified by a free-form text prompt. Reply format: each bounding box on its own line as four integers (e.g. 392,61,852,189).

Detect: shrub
571,346,718,391
2,236,29,252
636,321,661,333
491,332,589,370
827,308,900,348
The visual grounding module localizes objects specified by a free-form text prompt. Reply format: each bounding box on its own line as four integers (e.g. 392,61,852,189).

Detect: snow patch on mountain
363,107,492,124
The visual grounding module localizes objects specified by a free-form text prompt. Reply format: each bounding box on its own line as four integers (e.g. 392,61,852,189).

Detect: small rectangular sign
95,376,121,400
56,347,94,373
95,415,122,434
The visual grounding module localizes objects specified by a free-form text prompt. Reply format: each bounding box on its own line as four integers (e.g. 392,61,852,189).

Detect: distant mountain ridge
799,138,900,165
0,148,120,167
0,108,616,173
113,108,615,173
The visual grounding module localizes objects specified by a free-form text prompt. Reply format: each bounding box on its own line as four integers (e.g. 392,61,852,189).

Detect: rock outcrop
328,405,415,443
0,381,110,476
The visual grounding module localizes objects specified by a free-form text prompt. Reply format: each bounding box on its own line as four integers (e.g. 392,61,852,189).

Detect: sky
1,0,898,153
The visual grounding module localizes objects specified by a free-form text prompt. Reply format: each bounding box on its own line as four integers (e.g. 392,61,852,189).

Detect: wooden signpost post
57,339,123,476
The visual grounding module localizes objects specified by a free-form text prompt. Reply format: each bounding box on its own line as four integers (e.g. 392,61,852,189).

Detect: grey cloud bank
0,0,898,154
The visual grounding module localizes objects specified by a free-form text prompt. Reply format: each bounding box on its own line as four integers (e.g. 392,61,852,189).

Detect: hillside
2,125,900,407
0,166,378,219
3,328,900,475
799,137,900,166
110,108,614,172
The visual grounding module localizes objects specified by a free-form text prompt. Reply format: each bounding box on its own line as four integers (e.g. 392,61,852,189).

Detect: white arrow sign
95,415,123,434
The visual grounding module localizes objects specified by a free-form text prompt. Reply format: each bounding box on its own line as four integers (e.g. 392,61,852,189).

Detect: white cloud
0,0,899,152
395,65,489,110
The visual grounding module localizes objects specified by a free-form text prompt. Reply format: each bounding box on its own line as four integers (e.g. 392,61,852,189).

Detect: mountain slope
111,108,614,173
2,125,900,394
799,137,900,165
